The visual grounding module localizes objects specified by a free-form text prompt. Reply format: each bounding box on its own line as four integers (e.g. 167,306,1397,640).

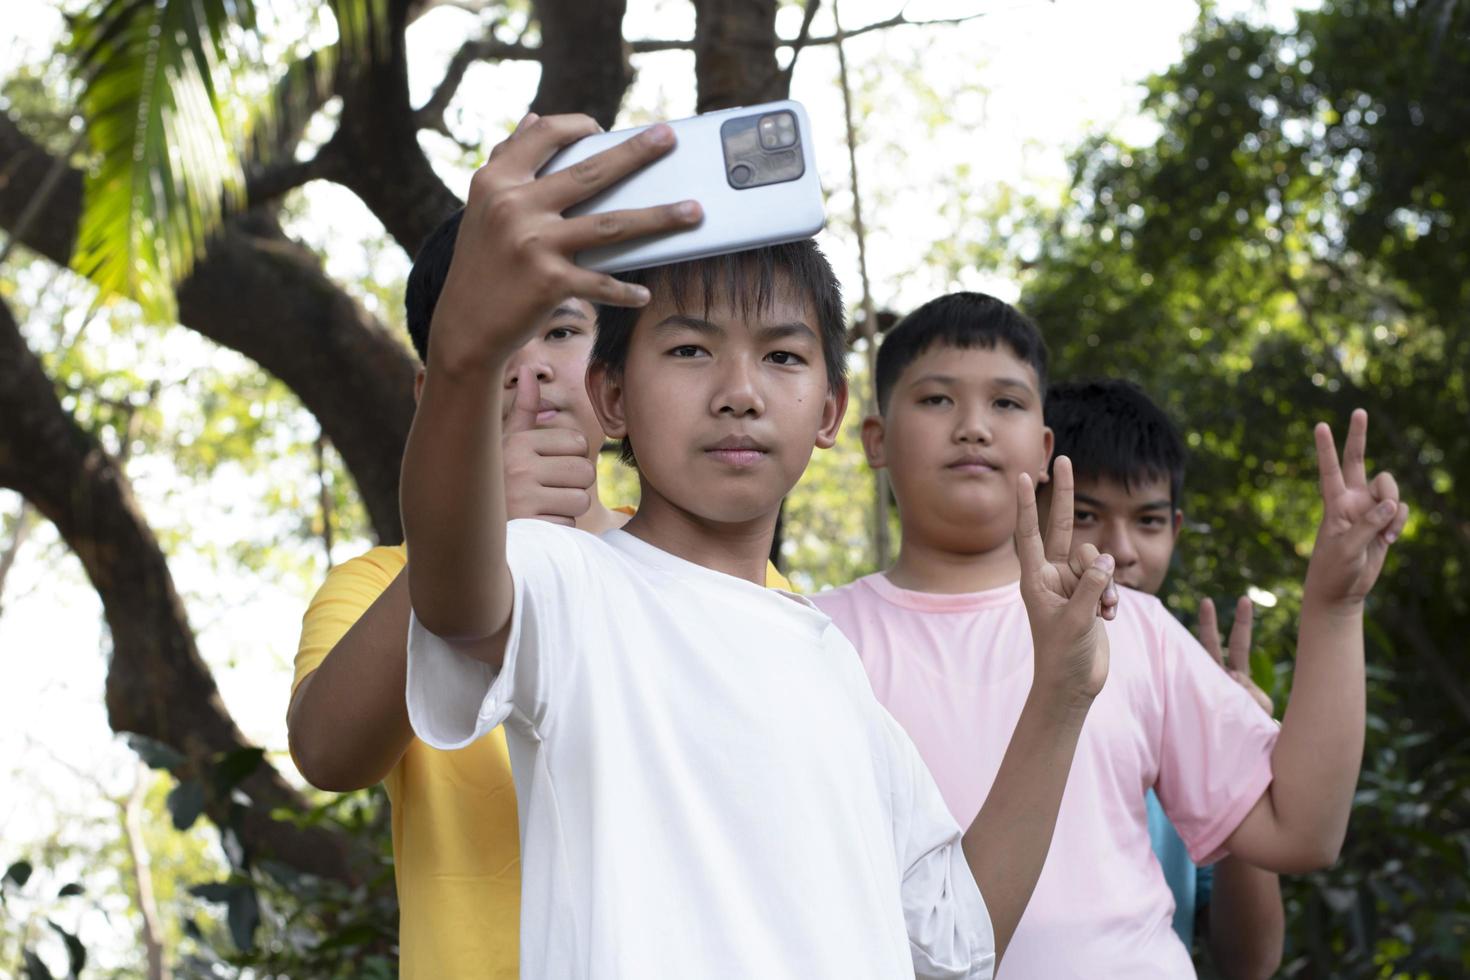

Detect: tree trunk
530,0,634,128
0,297,356,882
692,0,788,111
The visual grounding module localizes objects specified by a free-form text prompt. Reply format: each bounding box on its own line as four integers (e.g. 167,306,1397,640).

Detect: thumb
1067,553,1115,622
506,365,540,434
1337,497,1400,558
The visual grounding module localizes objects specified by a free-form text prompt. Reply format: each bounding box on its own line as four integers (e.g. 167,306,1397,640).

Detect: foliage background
1,0,1465,977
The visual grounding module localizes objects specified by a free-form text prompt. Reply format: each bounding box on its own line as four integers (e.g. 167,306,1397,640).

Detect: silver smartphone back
538,100,826,273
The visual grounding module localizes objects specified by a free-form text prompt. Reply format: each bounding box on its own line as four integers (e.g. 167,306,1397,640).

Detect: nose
953,404,992,444
503,345,554,391
1101,522,1139,571
712,355,765,419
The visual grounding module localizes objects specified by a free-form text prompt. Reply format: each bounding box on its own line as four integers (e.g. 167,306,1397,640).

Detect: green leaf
45,921,86,978
167,779,206,830
226,884,261,952
126,733,185,772
22,949,54,980
211,746,266,795
4,860,33,888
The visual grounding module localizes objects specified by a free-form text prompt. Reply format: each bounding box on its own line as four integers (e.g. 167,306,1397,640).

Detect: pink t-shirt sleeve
1150,604,1280,865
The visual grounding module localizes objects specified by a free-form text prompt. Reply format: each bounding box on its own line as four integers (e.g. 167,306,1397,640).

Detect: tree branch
0,295,357,883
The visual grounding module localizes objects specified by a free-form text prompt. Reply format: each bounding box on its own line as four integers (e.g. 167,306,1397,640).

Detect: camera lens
730,163,753,185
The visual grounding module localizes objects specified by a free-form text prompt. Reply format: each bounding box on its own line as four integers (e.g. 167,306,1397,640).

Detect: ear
1036,424,1056,485
1171,508,1184,537
586,361,626,441
815,381,850,450
860,412,888,469
413,367,427,404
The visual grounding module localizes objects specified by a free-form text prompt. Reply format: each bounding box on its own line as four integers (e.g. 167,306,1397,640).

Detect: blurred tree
1014,1,1469,974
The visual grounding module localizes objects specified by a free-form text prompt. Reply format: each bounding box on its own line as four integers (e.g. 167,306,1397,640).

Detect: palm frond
67,0,388,322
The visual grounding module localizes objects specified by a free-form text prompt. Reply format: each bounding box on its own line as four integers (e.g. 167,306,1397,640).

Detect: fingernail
1377,500,1397,519
630,284,651,304
676,200,699,219
1385,529,1399,543
644,124,673,146
1096,554,1114,572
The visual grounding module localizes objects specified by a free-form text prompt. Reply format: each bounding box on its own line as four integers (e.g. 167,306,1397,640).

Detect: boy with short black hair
814,291,1406,977
399,113,1120,978
1046,378,1284,978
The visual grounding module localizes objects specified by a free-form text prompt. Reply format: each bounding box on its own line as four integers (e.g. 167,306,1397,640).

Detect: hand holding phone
539,100,826,273
427,112,703,374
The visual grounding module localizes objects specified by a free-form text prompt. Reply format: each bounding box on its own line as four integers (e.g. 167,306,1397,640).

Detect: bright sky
0,0,1309,969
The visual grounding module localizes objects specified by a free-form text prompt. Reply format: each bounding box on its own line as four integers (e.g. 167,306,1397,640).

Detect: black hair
1045,379,1186,509
874,292,1049,414
592,239,846,466
404,208,464,363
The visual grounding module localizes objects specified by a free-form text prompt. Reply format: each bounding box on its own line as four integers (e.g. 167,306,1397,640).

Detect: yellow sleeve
292,545,409,701
764,561,794,593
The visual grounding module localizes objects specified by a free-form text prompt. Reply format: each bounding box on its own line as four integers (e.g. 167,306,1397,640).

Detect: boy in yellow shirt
289,209,790,977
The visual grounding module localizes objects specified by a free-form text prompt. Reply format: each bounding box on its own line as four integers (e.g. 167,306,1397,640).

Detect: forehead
1073,473,1173,509
898,342,1040,392
632,287,819,341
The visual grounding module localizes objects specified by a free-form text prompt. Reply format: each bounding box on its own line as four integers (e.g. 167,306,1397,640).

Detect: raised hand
1198,595,1273,715
1302,409,1409,611
1014,456,1116,704
503,365,596,526
429,112,703,373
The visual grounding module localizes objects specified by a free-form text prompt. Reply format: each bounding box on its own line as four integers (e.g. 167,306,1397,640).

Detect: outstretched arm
1226,410,1408,872
401,113,699,660
961,458,1116,963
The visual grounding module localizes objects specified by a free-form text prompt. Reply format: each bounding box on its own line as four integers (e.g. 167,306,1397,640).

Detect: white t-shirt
406,520,994,980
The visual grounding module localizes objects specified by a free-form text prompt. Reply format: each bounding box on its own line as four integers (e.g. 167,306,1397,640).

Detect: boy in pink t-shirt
812,292,1408,978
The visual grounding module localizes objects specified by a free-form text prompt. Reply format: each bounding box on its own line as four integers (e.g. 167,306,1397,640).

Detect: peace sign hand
1198,595,1273,716
1302,410,1409,612
1015,456,1117,707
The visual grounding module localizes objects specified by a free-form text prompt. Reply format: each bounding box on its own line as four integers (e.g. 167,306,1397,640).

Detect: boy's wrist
1022,677,1094,730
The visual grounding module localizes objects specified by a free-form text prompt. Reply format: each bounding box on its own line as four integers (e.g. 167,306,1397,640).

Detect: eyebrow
1074,492,1172,511
907,373,1037,396
549,303,590,320
654,314,817,344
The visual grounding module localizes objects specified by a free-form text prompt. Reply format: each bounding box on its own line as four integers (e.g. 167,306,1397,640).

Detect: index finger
491,113,605,179
1013,472,1046,576
1226,595,1253,674
505,365,541,435
1342,408,1369,490
1044,456,1074,564
1197,596,1222,663
536,123,679,211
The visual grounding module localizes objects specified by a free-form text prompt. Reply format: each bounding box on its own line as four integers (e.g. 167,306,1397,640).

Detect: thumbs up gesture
503,365,598,525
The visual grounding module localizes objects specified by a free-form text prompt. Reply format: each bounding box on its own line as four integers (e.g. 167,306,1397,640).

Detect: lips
534,399,560,424
946,453,1000,474
705,434,770,467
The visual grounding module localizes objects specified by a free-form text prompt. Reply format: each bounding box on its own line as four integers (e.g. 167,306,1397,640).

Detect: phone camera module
758,112,798,150
729,163,754,185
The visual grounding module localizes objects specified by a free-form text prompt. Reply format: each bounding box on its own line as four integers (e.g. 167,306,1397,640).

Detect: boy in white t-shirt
398,113,1121,979
813,292,1407,978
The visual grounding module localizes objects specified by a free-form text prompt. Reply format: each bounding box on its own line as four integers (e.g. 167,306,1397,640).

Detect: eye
918,394,952,407
766,350,806,366
1075,509,1100,526
1138,515,1168,530
546,325,580,342
668,344,706,358
995,397,1023,411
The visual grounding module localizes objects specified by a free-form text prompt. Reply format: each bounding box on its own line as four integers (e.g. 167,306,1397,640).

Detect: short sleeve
405,520,588,749
1152,607,1280,865
292,546,406,700
882,711,996,980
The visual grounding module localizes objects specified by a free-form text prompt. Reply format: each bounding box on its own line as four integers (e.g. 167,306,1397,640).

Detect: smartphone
538,100,825,273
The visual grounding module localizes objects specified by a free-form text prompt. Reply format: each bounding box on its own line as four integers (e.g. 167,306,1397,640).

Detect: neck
885,528,1020,594
575,494,630,536
620,482,774,585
